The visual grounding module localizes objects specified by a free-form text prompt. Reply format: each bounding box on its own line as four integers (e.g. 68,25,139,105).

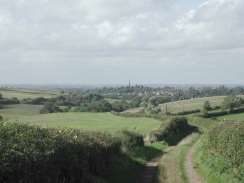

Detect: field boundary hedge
149,117,189,143
0,121,143,183
111,112,190,143
196,120,244,182
200,107,244,118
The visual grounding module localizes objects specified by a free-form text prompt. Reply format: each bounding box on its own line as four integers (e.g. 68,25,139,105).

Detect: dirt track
184,139,205,183
136,147,173,183
137,137,205,183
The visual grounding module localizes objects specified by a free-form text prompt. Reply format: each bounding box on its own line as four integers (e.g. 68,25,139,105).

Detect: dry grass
156,132,200,183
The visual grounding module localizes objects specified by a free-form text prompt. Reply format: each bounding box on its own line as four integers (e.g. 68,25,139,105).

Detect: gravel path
184,139,205,183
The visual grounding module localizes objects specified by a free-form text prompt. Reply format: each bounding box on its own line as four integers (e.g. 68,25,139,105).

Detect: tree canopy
221,95,243,113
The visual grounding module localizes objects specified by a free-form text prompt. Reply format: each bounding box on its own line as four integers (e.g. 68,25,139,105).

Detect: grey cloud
0,0,244,84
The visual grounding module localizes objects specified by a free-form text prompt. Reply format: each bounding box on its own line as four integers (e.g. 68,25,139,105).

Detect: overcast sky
0,0,243,85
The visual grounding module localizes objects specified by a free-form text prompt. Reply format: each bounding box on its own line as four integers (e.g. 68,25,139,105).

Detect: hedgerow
198,120,244,182
0,121,143,183
149,117,189,143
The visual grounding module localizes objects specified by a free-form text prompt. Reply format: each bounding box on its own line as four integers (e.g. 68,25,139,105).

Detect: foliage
0,121,144,182
21,93,105,106
39,102,62,114
0,115,2,121
140,96,163,114
203,100,212,111
176,109,201,115
79,100,112,112
197,120,244,182
111,100,129,112
63,105,72,112
221,95,243,113
0,93,2,100
129,96,142,108
0,97,19,105
149,117,189,143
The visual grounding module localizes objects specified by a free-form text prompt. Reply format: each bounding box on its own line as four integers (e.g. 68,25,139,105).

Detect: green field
0,104,43,120
125,95,244,114
6,112,161,136
104,98,120,104
217,112,244,120
0,88,60,100
159,96,232,114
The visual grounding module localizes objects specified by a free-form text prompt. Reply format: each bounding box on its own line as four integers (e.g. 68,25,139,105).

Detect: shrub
0,122,144,182
176,109,201,115
149,117,189,143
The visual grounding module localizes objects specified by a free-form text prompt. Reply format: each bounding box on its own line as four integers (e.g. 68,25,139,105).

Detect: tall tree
203,100,211,111
221,95,243,113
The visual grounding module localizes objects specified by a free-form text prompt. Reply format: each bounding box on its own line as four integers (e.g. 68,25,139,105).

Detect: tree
129,97,142,108
0,93,2,100
60,90,65,94
0,115,3,120
203,100,211,111
221,95,243,113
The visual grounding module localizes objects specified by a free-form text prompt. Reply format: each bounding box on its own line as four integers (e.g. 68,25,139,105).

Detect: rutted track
136,147,174,183
185,138,205,183
137,133,205,183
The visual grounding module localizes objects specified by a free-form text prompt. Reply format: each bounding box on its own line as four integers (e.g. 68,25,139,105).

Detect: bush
176,109,201,115
200,107,244,118
0,122,143,182
149,117,189,143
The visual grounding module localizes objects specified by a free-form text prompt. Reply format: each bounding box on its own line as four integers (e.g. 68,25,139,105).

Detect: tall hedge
0,121,143,182
149,117,189,143
199,120,244,182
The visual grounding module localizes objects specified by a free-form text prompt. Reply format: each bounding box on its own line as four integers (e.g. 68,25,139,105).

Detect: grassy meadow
125,95,244,114
0,104,43,120
159,96,231,114
0,88,60,100
217,112,244,120
4,112,161,136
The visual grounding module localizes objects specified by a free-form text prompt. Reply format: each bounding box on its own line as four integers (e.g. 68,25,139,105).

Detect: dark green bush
176,109,201,115
149,117,189,143
0,122,143,182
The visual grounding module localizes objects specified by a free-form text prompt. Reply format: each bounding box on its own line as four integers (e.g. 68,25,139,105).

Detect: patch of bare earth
136,147,174,183
185,139,205,183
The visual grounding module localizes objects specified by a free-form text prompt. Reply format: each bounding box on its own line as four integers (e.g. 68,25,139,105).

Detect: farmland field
0,88,60,100
217,112,244,120
5,112,162,136
125,95,244,114
0,104,43,120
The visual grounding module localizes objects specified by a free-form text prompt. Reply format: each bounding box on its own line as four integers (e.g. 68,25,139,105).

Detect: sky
0,0,244,85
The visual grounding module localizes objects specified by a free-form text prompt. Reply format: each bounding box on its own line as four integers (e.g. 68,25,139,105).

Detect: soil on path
184,139,205,183
136,147,174,183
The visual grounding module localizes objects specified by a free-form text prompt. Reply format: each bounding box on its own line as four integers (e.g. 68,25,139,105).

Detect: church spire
129,80,131,88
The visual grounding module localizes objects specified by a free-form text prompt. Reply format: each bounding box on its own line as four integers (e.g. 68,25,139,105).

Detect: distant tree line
0,93,19,105
38,93,130,114
62,85,244,103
